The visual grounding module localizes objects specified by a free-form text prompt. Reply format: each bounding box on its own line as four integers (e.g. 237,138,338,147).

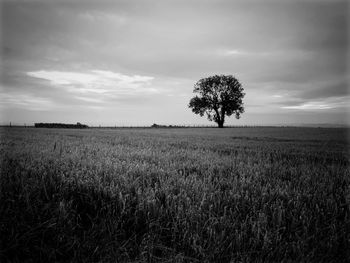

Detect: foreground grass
0,127,349,262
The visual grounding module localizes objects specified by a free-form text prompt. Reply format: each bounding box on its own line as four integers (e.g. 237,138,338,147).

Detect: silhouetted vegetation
151,123,171,128
1,127,349,262
189,75,245,128
35,122,88,128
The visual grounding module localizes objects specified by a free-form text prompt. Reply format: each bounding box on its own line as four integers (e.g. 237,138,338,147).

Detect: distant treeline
151,123,174,128
88,124,336,129
34,122,88,129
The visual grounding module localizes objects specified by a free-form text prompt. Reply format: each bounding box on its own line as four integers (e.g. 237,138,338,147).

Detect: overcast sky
1,0,349,126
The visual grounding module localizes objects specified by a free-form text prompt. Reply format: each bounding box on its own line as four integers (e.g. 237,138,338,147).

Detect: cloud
217,49,288,57
78,11,127,25
26,70,156,98
282,103,332,110
298,79,348,100
27,71,97,85
218,49,253,56
74,96,105,103
0,93,58,111
281,96,349,111
91,70,154,83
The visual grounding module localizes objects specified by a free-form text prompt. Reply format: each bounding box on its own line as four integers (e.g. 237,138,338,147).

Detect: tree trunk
218,121,224,128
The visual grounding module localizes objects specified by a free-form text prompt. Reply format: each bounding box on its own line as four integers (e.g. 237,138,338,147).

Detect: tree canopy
188,75,245,128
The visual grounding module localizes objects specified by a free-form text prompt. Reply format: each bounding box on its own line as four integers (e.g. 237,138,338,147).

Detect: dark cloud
299,80,348,100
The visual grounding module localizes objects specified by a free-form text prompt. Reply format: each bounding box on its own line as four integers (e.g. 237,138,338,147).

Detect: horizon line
1,123,349,128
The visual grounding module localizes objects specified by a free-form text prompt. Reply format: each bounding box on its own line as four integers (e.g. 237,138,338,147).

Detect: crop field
1,127,349,262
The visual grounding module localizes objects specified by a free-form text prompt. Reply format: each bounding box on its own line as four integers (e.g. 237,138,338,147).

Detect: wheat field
1,127,349,262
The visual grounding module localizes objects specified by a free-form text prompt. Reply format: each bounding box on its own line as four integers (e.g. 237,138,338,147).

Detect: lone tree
189,75,245,128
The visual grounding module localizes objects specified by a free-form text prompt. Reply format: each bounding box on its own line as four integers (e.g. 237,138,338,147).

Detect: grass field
1,127,349,262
